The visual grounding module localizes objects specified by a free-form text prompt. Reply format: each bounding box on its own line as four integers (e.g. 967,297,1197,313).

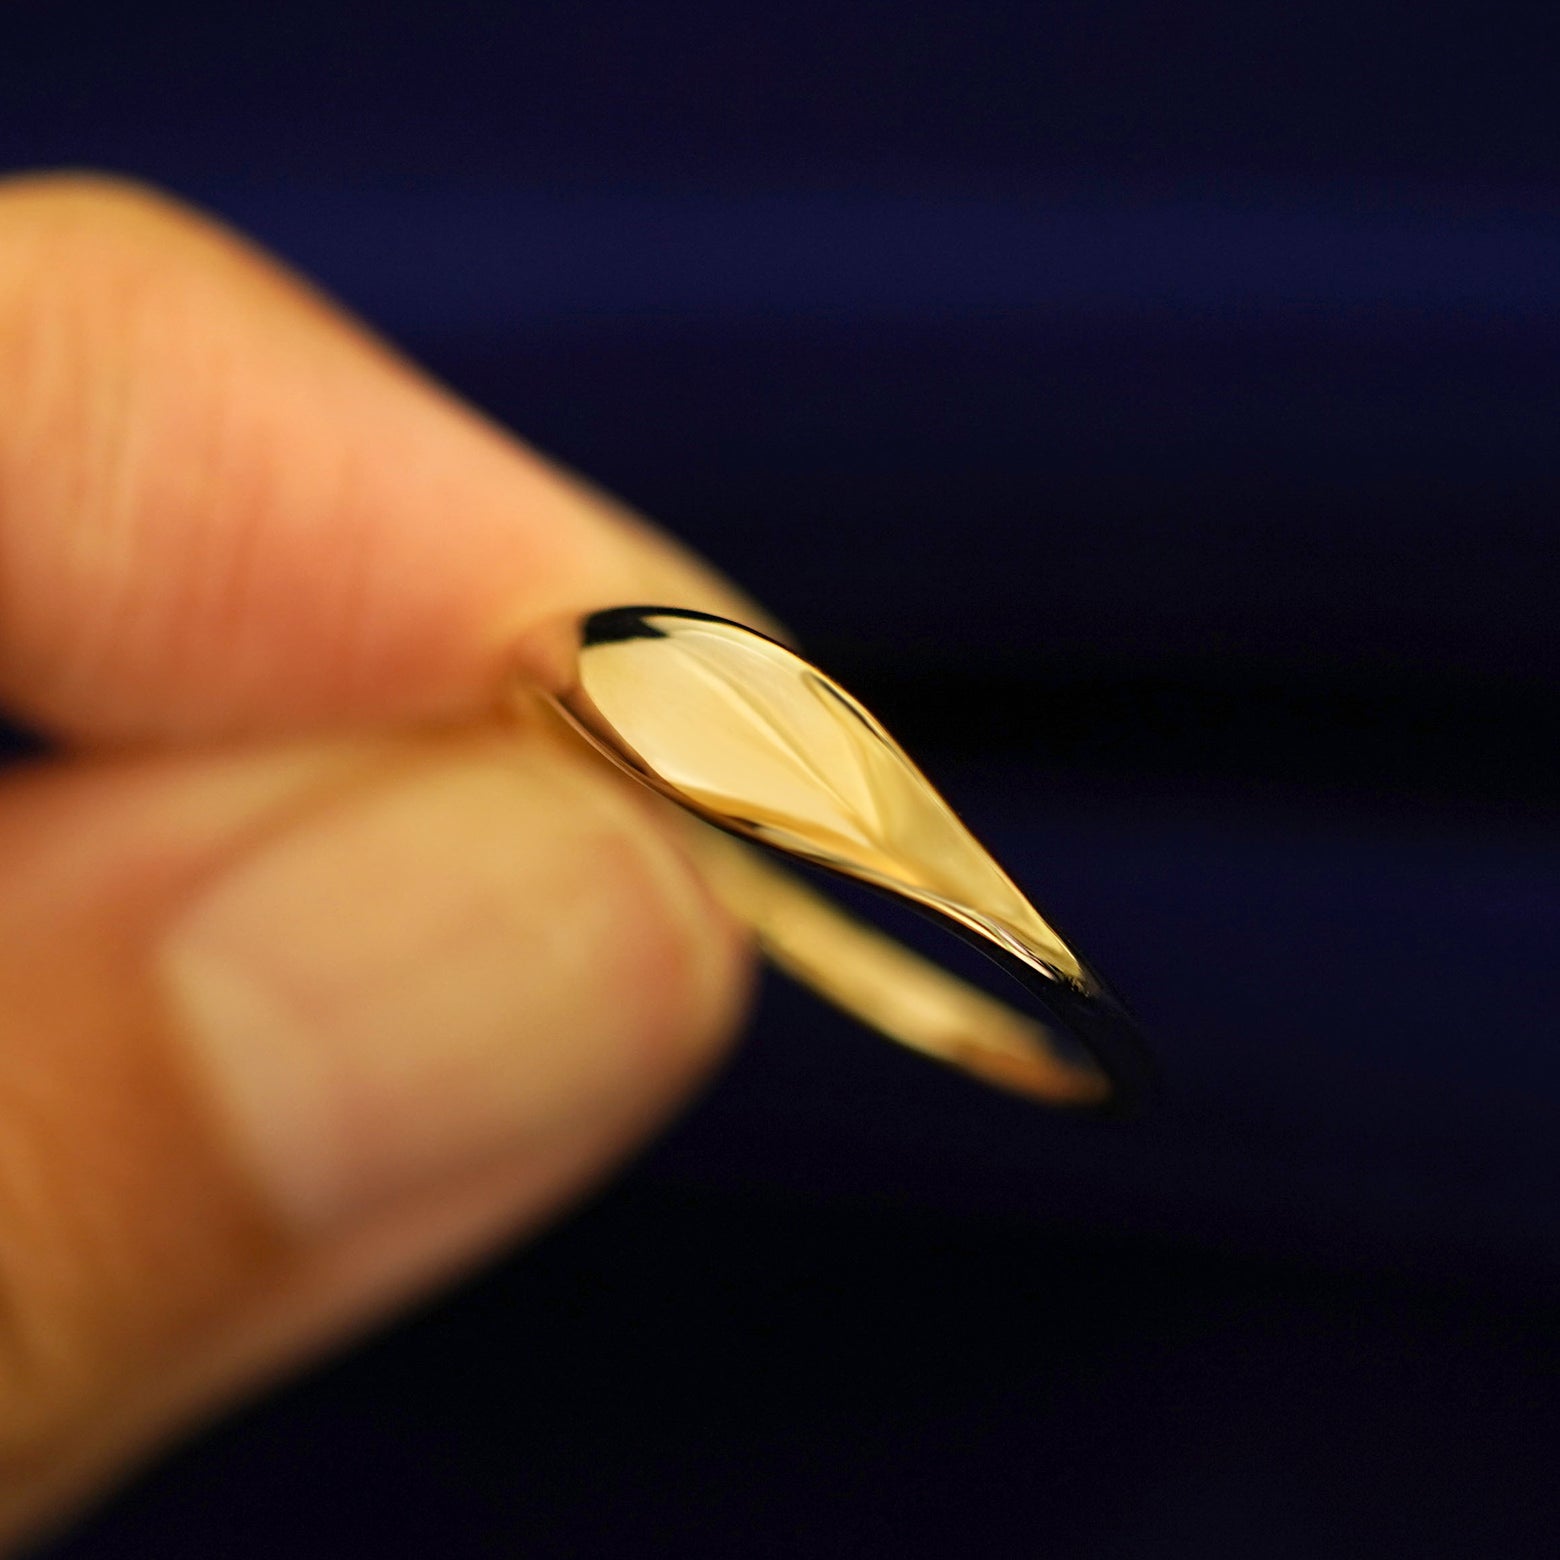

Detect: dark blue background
7,3,1558,1555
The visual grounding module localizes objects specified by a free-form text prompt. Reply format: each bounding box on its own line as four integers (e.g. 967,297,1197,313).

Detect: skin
0,174,759,1548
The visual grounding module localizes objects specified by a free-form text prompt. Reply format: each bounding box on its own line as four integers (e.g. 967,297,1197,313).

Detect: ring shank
685,825,1144,1111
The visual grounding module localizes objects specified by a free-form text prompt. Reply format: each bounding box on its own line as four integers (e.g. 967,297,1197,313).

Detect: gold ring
548,607,1153,1112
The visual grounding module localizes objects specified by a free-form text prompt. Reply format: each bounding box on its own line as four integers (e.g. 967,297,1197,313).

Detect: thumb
0,726,748,1546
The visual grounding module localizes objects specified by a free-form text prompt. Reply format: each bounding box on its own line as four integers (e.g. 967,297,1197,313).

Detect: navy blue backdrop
6,3,1559,1555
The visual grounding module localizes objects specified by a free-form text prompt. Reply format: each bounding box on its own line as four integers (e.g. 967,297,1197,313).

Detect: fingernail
158,739,745,1232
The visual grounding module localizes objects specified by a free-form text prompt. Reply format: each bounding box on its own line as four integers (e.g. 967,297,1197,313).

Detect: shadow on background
7,1,1558,1554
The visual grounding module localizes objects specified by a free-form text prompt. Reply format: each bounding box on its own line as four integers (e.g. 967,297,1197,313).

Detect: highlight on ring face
549,606,1152,1110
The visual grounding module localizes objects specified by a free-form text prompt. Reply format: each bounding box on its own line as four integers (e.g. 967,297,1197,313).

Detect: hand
0,175,754,1547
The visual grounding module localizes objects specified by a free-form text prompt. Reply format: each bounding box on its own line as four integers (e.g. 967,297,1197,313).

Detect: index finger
0,175,756,745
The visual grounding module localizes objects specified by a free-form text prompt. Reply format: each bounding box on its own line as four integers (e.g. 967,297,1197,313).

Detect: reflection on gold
688,828,1110,1107
543,608,1144,1110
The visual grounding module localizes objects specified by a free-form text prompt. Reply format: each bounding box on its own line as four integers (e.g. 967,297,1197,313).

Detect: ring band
548,606,1153,1113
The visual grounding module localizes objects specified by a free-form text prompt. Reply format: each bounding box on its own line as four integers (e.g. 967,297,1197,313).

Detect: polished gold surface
685,827,1111,1106
546,607,1148,1110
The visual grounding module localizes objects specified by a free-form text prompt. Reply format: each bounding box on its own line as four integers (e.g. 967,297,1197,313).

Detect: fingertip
0,175,769,744
157,733,753,1232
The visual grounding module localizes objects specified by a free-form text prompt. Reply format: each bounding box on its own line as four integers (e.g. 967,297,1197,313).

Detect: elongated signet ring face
548,607,1153,1113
